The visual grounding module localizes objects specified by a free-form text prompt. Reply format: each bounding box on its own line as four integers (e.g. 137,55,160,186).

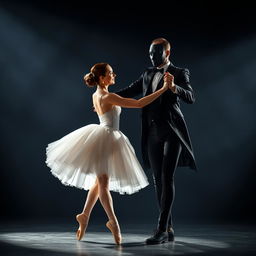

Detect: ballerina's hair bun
84,72,97,87
83,63,109,88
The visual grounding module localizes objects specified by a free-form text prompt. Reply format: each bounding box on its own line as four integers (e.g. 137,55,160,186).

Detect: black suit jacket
115,62,197,171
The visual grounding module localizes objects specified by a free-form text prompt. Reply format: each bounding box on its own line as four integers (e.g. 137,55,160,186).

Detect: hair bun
84,72,97,87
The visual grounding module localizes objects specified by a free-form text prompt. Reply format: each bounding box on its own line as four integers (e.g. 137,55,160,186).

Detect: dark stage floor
0,220,255,256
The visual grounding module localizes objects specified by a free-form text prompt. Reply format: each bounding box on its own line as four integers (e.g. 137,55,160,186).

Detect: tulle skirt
45,124,149,194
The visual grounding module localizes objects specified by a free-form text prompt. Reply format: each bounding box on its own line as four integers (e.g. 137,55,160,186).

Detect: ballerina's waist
99,123,119,131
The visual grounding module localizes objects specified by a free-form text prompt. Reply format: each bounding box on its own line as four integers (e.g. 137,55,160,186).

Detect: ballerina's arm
104,81,171,108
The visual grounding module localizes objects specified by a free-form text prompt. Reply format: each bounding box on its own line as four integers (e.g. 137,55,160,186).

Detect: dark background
1,1,255,226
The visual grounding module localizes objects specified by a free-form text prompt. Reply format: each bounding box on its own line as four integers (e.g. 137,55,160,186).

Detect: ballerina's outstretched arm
104,73,173,108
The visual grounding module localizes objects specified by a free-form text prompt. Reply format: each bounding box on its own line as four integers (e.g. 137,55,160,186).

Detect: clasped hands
163,72,176,93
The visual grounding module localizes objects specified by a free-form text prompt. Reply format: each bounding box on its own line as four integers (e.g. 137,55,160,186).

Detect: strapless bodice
98,106,121,130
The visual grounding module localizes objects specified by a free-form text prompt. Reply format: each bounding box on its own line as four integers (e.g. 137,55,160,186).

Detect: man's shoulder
168,63,189,73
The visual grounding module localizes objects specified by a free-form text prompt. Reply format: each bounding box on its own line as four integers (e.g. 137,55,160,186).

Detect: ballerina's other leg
97,174,122,245
76,180,99,241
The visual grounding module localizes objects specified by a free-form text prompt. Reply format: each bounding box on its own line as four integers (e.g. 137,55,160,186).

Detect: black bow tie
153,67,164,74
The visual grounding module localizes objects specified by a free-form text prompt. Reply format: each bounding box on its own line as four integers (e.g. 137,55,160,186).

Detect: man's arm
174,68,195,104
114,74,143,98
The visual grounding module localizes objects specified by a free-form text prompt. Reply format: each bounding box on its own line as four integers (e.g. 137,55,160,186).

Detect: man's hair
151,38,171,51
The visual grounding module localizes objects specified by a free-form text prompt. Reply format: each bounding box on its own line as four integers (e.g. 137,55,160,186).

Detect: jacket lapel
143,68,156,96
155,73,164,91
166,62,176,76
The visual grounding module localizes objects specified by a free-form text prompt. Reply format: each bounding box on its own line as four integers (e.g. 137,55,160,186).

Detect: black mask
149,43,167,67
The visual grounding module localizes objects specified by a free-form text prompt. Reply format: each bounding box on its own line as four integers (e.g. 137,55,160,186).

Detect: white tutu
45,106,149,194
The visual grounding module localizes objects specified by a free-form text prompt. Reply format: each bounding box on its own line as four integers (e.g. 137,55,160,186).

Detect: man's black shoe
145,229,168,245
167,227,175,241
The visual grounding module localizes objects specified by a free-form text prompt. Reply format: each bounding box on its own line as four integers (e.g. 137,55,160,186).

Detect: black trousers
147,120,182,231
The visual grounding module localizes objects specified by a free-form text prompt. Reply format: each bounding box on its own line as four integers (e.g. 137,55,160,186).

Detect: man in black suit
115,38,197,244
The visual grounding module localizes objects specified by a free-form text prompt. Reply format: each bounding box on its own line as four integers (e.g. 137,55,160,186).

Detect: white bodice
98,105,121,130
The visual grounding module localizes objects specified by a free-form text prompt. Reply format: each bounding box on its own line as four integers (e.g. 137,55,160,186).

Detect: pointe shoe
76,213,89,241
106,219,122,245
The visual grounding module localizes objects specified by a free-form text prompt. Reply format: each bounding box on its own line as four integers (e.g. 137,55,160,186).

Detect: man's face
149,43,166,67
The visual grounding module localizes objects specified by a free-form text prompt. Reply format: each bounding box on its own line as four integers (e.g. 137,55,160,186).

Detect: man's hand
164,72,177,93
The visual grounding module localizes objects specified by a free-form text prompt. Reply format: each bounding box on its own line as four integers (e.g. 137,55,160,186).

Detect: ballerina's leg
97,174,122,244
76,180,99,240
